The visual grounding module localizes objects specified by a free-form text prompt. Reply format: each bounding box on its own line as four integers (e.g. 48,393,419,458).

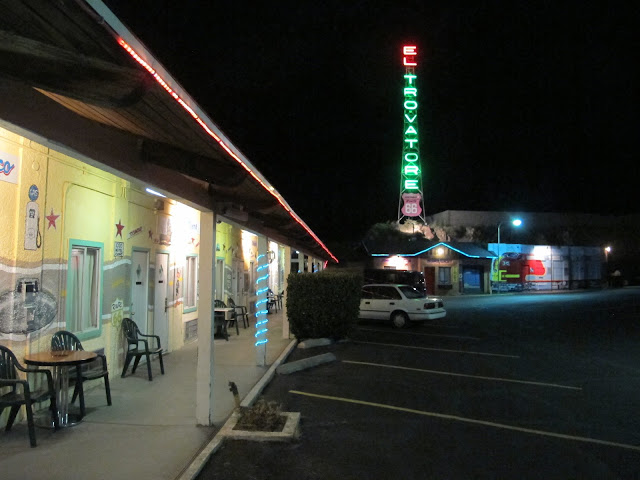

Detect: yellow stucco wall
0,125,201,366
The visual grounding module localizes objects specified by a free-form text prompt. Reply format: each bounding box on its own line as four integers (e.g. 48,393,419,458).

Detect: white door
154,253,170,350
131,250,149,331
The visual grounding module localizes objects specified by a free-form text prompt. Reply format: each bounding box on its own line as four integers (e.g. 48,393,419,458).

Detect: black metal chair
121,318,164,381
227,297,250,328
0,345,58,447
51,330,111,417
215,300,239,335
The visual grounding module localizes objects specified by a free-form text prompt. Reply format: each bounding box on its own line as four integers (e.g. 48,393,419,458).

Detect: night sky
103,1,639,243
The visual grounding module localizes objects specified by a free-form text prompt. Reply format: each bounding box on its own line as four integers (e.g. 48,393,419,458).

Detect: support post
282,245,292,338
255,235,268,366
196,211,216,425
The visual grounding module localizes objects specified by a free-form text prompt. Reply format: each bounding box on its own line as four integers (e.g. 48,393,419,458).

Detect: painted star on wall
115,219,125,238
46,209,60,229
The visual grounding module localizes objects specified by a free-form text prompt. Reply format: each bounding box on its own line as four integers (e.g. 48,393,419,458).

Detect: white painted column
282,245,292,338
254,235,268,366
195,211,216,425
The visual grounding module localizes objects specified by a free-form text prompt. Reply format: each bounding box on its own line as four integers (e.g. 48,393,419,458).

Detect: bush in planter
235,399,286,432
286,270,362,340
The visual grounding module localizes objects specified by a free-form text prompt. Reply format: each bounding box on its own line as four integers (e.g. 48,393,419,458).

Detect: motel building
366,237,603,295
367,239,497,295
0,1,336,427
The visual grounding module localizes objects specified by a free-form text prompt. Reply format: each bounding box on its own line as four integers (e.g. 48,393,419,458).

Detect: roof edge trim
82,0,337,263
373,242,496,259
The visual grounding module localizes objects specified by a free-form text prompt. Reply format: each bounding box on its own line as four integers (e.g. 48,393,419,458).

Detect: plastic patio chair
51,330,112,417
120,318,164,381
227,297,250,328
277,290,284,311
0,345,59,447
215,300,239,335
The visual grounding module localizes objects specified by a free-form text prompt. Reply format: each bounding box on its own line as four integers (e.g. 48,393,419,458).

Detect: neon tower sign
397,45,426,223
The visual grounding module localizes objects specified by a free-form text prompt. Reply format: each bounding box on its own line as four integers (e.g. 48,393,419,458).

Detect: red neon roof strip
117,39,337,263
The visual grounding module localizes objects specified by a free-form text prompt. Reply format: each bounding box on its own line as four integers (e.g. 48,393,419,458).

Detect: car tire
390,311,409,329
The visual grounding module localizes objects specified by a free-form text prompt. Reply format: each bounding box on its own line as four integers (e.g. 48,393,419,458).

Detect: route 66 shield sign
401,193,422,217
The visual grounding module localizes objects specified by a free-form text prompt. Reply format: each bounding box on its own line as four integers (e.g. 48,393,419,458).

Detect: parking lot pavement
197,318,640,480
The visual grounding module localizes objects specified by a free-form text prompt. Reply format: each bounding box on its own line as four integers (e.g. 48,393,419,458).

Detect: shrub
286,270,362,340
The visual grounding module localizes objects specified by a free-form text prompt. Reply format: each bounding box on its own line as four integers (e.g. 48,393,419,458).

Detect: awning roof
0,0,336,262
367,238,496,259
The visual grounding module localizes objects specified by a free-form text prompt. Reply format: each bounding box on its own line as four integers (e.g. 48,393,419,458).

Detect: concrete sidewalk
0,312,294,480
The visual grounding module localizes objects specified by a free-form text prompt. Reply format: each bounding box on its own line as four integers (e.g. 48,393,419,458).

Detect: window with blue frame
67,241,103,338
184,255,198,311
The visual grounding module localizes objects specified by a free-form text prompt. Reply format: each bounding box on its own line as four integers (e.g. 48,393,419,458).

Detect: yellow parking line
358,327,479,341
417,323,460,329
289,390,640,452
343,360,582,390
355,340,519,358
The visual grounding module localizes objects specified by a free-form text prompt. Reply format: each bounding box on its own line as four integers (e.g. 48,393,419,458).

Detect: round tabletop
24,350,97,366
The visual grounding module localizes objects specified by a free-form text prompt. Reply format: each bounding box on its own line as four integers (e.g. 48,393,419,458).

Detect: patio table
214,307,235,340
24,350,97,427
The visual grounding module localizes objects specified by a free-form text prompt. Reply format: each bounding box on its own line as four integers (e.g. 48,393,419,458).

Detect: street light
495,218,523,293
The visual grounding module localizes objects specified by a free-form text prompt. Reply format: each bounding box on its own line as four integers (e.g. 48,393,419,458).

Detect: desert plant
234,399,286,432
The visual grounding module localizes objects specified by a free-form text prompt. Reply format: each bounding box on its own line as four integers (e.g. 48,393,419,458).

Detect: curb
177,338,299,480
276,352,337,374
177,434,225,480
220,411,301,442
240,338,299,407
298,338,333,349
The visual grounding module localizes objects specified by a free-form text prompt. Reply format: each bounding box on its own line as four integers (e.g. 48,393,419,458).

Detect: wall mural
0,278,57,334
111,297,124,328
115,219,125,238
174,266,183,306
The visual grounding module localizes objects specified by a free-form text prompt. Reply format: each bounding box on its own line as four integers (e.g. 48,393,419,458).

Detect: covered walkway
0,311,293,480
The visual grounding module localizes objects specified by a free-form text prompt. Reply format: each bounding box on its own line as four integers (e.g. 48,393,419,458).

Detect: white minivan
359,284,446,328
